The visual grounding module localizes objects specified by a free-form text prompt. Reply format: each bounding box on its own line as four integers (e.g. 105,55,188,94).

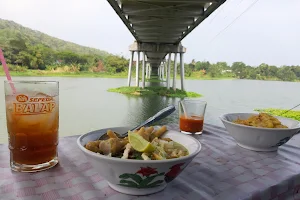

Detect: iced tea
4,81,59,172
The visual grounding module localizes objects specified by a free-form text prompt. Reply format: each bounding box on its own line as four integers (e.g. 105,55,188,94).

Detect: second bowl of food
77,126,201,195
220,112,300,152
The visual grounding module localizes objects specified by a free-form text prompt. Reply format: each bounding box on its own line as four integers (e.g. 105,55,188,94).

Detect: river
0,77,298,143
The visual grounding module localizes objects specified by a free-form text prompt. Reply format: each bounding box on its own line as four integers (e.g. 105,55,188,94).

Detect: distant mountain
0,18,110,57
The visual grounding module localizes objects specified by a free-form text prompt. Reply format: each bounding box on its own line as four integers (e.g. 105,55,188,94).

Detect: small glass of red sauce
179,99,207,135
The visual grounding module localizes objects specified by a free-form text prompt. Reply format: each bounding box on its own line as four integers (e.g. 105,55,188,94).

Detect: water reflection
125,81,181,127
125,95,180,127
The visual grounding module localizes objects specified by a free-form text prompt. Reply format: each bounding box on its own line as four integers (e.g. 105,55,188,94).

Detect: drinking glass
179,99,207,135
4,81,59,172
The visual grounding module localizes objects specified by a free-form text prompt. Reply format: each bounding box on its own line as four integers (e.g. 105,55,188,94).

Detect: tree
15,51,32,66
104,55,128,73
291,66,300,79
207,64,222,77
277,66,296,81
216,62,229,70
185,63,192,77
195,61,210,71
231,62,248,79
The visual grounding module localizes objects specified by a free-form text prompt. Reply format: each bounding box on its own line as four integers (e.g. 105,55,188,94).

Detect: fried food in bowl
220,113,300,152
233,113,288,128
77,126,201,195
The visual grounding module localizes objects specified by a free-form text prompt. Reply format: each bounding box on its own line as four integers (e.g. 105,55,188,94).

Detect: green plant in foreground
254,108,300,121
107,86,202,98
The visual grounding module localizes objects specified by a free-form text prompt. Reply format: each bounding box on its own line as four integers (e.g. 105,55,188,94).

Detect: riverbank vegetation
108,86,201,98
254,108,300,121
1,19,300,82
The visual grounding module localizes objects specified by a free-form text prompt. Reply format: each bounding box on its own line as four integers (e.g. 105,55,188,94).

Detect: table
1,124,300,200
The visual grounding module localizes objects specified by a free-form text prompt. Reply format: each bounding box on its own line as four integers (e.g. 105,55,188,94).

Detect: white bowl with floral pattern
77,126,201,195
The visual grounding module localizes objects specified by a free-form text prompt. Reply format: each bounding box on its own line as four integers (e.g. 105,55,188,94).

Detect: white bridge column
142,52,146,89
147,63,150,79
158,64,161,78
180,53,185,91
127,51,134,87
167,53,171,89
161,62,165,80
135,52,140,87
158,63,161,80
145,61,148,79
172,53,177,91
164,61,167,81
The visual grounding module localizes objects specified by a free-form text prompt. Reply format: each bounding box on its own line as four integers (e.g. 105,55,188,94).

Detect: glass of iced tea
179,99,207,135
4,81,59,172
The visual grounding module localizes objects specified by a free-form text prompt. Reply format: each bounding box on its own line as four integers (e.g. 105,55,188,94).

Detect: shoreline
0,72,244,81
1,72,299,82
107,86,202,98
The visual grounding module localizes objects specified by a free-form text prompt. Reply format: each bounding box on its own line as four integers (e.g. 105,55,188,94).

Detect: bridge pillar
158,64,161,79
162,63,164,80
180,53,185,91
146,63,149,79
136,52,140,87
158,64,160,79
145,61,148,79
172,53,178,91
167,53,171,89
142,52,146,89
127,51,134,86
164,61,167,81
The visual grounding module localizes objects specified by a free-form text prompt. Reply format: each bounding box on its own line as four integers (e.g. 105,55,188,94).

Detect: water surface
0,77,298,143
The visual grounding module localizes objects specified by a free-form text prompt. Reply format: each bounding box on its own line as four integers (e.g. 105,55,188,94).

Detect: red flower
165,163,184,178
136,167,158,177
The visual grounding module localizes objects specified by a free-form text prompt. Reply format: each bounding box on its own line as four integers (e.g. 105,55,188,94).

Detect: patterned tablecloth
1,124,300,200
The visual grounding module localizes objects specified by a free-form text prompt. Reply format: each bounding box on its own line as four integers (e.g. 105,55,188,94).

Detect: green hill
0,18,109,57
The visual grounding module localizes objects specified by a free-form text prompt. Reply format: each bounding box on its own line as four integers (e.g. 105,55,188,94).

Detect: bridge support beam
167,53,171,89
136,52,140,87
145,62,148,79
127,51,134,86
164,61,167,81
127,41,186,90
158,64,161,79
172,53,177,91
142,52,146,89
180,53,185,91
161,62,165,80
129,41,186,53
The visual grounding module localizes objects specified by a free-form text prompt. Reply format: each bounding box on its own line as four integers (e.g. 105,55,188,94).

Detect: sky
1,0,300,67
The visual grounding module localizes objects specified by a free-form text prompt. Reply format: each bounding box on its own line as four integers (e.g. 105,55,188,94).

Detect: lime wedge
128,131,155,153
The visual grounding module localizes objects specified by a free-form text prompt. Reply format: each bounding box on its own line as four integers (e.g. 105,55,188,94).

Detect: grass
107,86,202,98
0,70,128,78
0,67,234,80
145,78,166,83
186,75,234,80
254,108,300,121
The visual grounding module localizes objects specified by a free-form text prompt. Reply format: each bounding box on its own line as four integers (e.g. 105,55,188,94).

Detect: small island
108,86,202,98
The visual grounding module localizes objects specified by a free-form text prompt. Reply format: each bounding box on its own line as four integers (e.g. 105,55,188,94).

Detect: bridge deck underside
108,0,225,66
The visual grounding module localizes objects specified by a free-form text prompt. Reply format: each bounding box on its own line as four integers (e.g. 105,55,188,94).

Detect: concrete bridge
107,0,226,90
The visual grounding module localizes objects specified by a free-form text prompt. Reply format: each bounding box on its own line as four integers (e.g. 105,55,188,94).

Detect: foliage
185,60,300,82
0,19,109,56
0,19,128,73
254,108,300,121
1,19,300,82
107,86,202,98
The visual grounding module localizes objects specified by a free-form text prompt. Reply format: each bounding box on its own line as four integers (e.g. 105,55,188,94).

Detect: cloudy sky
1,0,300,66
